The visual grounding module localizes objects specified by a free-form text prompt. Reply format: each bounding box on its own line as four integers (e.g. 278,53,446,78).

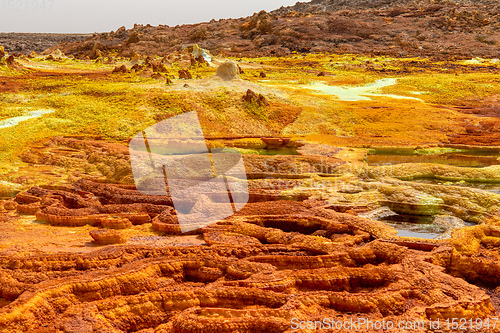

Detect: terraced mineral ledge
2,1,500,331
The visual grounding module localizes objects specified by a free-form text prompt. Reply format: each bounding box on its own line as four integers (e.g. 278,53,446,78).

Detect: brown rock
261,137,286,148
242,89,269,106
153,62,168,73
100,217,133,229
3,201,18,211
188,27,207,41
103,56,116,65
116,26,126,34
151,208,182,234
151,73,165,81
139,69,154,78
2,137,500,333
190,54,197,67
166,53,179,63
178,69,192,79
161,56,172,67
112,65,128,74
5,55,22,70
126,31,140,46
130,63,142,71
29,1,500,62
259,71,266,78
89,49,102,60
195,55,208,65
89,42,103,60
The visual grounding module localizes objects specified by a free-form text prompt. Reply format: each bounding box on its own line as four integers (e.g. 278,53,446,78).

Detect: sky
0,0,299,33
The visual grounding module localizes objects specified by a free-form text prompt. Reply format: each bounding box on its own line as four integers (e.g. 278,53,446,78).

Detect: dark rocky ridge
272,0,500,14
0,33,90,55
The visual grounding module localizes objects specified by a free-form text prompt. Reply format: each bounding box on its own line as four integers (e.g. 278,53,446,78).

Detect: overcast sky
0,0,299,33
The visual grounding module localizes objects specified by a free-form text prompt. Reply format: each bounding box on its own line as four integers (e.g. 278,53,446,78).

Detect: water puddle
0,109,55,129
305,78,423,102
382,214,476,239
367,148,500,168
238,148,298,155
380,215,445,239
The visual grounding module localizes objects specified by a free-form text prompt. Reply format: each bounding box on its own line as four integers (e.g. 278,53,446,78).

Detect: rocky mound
216,60,240,81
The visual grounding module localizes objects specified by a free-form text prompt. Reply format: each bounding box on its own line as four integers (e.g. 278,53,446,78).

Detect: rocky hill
3,0,500,59
272,0,500,14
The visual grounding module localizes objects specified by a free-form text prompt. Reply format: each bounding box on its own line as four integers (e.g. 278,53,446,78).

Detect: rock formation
242,89,269,106
216,60,240,81
112,65,128,74
0,196,499,331
178,69,192,79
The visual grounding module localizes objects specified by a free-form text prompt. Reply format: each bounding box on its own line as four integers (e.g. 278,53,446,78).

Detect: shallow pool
381,214,446,239
367,149,500,168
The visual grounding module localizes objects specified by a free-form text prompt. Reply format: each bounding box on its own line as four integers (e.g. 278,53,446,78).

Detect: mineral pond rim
2,0,500,331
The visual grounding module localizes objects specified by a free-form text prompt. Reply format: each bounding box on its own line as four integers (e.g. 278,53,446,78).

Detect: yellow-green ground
1,52,500,175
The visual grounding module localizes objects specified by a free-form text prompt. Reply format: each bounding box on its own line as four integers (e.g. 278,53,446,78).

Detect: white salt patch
0,109,55,129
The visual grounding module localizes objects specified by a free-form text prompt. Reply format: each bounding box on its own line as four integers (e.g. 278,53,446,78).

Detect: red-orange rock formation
0,199,498,331
5,55,22,70
14,180,168,229
2,137,499,331
90,229,128,244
